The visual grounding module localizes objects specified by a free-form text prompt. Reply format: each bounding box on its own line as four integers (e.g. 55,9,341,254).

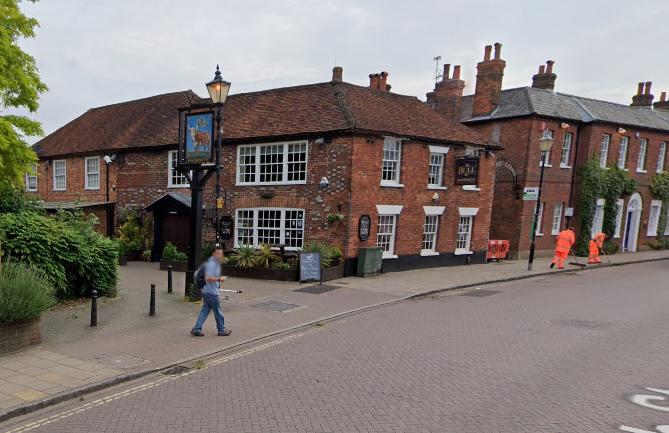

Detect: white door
623,193,642,252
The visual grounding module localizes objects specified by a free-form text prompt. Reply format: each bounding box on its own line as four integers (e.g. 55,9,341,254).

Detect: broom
568,248,586,268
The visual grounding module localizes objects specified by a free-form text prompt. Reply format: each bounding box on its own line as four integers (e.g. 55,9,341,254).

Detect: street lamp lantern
206,65,231,105
538,136,554,153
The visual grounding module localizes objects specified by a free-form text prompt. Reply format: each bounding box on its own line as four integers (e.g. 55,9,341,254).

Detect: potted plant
159,242,188,272
0,261,55,354
300,241,345,282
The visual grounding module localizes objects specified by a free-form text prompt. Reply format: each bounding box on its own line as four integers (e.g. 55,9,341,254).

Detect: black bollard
149,283,156,316
167,266,173,294
90,289,98,327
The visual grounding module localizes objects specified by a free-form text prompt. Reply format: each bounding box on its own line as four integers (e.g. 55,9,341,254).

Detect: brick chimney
531,60,557,91
369,71,391,92
332,66,343,82
426,63,465,121
631,81,654,107
472,42,506,117
653,91,669,111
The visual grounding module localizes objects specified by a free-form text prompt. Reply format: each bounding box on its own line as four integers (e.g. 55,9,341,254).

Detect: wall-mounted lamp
432,192,439,201
560,123,570,129
618,127,627,134
319,177,330,189
634,132,640,138
314,137,325,145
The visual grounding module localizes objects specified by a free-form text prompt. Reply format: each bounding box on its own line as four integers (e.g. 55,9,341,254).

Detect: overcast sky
17,0,669,140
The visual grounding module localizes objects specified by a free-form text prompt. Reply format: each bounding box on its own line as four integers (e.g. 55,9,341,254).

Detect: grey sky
18,0,669,140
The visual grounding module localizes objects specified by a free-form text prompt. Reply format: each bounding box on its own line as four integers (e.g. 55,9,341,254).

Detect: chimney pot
661,92,667,102
538,65,546,74
644,81,652,95
493,42,502,60
369,73,379,90
637,82,645,95
453,65,461,80
483,45,492,61
331,66,343,82
545,60,555,74
378,71,389,92
443,64,451,80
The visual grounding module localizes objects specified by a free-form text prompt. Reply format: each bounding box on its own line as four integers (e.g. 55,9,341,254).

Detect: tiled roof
461,87,669,131
36,81,489,158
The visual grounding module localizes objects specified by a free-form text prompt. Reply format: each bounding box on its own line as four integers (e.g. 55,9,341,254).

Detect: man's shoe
218,329,232,336
191,330,204,337
549,263,555,269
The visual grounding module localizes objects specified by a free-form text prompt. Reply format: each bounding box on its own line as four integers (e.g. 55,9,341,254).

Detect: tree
0,0,47,184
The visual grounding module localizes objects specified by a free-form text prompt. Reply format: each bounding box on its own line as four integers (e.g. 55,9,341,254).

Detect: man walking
191,245,232,337
588,232,606,264
550,226,576,270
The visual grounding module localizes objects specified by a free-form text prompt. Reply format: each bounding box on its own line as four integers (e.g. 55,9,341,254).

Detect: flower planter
221,264,299,281
160,260,187,272
321,263,345,282
0,318,41,355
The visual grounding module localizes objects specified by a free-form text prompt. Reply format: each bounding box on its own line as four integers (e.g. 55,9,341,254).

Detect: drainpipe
566,124,581,227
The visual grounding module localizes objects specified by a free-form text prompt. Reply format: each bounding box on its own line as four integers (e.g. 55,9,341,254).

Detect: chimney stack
332,66,343,82
426,62,465,121
631,81,654,107
654,91,669,111
369,71,390,92
472,42,507,117
531,60,557,91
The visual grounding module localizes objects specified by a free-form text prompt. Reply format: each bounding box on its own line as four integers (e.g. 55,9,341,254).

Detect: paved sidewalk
0,249,667,418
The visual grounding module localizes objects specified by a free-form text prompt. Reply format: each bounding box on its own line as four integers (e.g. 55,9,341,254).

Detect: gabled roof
36,81,490,158
144,192,191,212
461,86,669,131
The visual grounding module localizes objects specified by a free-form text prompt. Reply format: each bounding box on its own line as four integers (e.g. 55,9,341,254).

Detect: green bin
356,247,383,277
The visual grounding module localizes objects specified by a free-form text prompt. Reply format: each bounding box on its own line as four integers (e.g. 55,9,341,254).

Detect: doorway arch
623,192,642,252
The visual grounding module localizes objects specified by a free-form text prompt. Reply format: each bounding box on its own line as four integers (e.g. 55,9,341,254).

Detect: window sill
637,169,647,174
168,184,190,189
613,234,621,239
551,231,559,236
647,231,658,237
84,187,100,191
539,164,553,168
462,185,481,192
380,181,405,188
559,164,571,169
454,249,473,256
535,233,544,237
427,185,448,190
617,167,629,171
382,254,398,259
235,181,308,187
53,189,66,192
420,251,439,257
657,170,666,174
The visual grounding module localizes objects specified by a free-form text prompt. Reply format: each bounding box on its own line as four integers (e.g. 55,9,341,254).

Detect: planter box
0,318,41,355
321,263,345,282
124,251,142,261
160,260,187,272
221,264,298,281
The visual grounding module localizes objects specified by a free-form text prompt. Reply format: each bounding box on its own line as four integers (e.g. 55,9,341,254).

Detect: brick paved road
2,261,668,432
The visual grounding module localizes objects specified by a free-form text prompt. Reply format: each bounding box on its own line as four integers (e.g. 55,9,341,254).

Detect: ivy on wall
576,160,636,256
651,172,669,236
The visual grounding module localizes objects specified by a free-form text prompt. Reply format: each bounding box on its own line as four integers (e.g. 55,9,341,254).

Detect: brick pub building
427,43,669,258
31,67,498,275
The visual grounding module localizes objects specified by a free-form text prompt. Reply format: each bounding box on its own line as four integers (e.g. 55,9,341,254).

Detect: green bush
300,241,343,268
117,211,152,253
256,244,279,268
162,242,187,261
0,262,55,323
0,211,118,298
226,245,259,269
0,180,42,214
271,261,292,270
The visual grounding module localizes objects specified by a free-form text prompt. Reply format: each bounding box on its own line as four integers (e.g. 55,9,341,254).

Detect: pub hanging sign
178,110,215,167
454,157,479,186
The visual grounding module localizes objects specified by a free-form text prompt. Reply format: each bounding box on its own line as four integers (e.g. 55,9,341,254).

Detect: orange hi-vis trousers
551,250,568,269
588,240,601,264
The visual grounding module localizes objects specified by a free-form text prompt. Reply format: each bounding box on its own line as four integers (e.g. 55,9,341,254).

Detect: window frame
551,202,563,235
617,136,629,169
657,141,667,173
637,139,648,173
235,141,309,186
560,132,572,168
52,159,67,191
84,156,100,190
427,145,449,189
25,163,38,192
614,199,624,238
167,150,190,188
421,215,439,256
380,137,404,187
647,200,662,236
599,134,610,168
234,208,305,250
376,214,398,259
591,198,605,237
455,207,478,255
534,201,545,236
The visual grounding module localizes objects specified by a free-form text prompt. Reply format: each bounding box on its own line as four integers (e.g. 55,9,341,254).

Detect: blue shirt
202,256,221,296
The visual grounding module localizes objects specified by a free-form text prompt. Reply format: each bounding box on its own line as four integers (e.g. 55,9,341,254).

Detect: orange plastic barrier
487,240,510,261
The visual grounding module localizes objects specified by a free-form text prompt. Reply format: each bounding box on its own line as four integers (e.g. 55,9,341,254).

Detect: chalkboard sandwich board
299,252,321,284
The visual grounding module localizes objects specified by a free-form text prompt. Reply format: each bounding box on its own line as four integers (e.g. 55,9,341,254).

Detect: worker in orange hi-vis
588,232,606,264
550,226,576,269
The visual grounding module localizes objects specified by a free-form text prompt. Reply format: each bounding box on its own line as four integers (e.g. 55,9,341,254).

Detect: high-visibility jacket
555,229,576,253
592,232,606,248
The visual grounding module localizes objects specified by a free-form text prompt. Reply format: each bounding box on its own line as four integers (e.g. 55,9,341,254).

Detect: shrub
226,245,258,269
256,244,279,268
646,239,668,251
0,211,118,298
0,262,55,323
142,249,152,261
162,242,188,261
602,240,619,255
0,180,42,214
117,211,152,253
300,241,339,268
271,261,292,270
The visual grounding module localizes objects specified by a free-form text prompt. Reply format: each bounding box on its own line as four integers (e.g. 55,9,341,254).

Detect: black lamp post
527,132,554,271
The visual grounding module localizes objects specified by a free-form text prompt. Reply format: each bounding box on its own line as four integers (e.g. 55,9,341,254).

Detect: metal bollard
149,283,156,316
90,289,98,327
167,266,173,294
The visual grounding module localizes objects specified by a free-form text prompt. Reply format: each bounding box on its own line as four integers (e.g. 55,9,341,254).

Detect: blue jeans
192,293,225,333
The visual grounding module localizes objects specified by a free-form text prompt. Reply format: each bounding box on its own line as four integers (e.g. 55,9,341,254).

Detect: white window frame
560,132,572,168
647,200,662,236
539,130,553,167
235,141,308,186
614,199,624,238
380,137,404,187
84,156,100,190
455,207,478,255
551,202,563,235
617,136,629,169
25,163,38,192
427,145,449,190
167,150,190,188
599,134,610,169
375,204,403,259
53,159,67,191
534,201,545,236
591,198,605,237
657,141,667,173
637,139,647,173
234,208,305,250
421,206,445,256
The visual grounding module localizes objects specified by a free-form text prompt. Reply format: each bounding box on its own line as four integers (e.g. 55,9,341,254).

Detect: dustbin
356,247,383,277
